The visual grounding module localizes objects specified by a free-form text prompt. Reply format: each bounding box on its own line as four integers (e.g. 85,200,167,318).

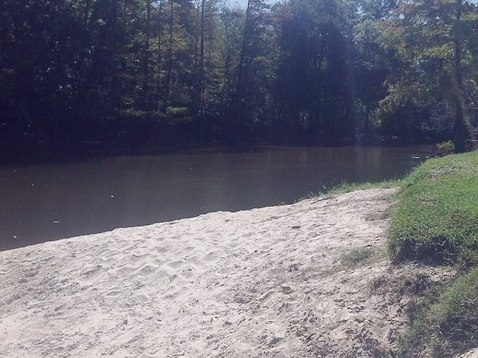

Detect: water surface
0,146,433,251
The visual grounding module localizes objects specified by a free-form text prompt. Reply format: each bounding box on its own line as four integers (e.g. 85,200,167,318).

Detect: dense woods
1,0,478,158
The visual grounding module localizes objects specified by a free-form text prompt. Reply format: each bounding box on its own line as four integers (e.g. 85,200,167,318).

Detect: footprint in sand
79,265,103,282
129,253,148,263
134,293,150,303
168,260,184,269
203,251,220,262
106,287,123,296
156,245,170,254
116,265,135,277
136,264,157,276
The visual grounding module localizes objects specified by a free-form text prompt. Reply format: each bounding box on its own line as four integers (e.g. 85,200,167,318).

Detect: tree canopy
1,0,478,159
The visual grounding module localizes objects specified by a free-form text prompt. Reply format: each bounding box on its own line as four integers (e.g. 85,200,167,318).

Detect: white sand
460,349,478,358
0,188,443,357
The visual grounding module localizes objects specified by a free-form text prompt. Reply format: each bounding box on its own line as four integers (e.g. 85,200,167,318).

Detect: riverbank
0,187,440,357
3,151,478,357
388,150,478,357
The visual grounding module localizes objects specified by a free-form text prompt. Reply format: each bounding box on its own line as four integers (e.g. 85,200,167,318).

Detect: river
0,146,433,251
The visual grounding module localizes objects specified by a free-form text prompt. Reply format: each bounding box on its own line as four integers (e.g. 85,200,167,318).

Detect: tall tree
217,6,244,123
224,0,273,143
353,0,397,139
379,0,478,150
273,0,358,143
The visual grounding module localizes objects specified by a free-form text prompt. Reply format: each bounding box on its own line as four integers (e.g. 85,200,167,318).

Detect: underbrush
389,150,478,356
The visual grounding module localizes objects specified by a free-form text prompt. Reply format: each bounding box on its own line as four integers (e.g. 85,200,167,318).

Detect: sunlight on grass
389,150,478,356
390,151,478,266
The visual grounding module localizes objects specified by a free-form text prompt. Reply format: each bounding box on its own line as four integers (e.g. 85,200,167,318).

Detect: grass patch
340,246,376,267
295,179,399,203
398,267,478,357
327,179,400,196
389,150,478,356
389,151,478,266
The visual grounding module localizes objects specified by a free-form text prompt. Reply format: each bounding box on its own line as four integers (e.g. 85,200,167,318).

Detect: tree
192,0,222,120
217,6,244,124
273,0,359,144
223,0,275,143
379,0,478,150
353,0,397,140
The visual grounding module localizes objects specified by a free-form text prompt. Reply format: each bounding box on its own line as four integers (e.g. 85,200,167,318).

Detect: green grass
340,246,376,267
295,179,400,202
388,150,478,356
298,152,478,355
398,267,478,357
389,151,478,266
327,179,400,195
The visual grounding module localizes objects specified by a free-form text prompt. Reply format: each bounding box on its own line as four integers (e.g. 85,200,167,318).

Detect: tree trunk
453,0,466,153
166,0,174,104
156,0,164,112
142,0,152,109
198,0,206,118
228,0,252,141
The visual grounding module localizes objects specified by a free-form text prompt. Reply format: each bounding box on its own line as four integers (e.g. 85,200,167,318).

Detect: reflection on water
0,146,433,251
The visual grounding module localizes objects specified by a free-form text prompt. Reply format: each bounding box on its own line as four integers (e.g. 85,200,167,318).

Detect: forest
1,0,478,159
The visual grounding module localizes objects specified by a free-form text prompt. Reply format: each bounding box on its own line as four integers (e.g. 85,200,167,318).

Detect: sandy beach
0,188,459,357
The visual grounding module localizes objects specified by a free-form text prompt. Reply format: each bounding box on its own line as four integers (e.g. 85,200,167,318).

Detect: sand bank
0,188,453,357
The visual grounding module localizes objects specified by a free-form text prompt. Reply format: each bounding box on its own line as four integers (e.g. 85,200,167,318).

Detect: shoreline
0,188,452,357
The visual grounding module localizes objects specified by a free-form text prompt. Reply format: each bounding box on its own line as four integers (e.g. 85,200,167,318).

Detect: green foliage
436,140,455,156
389,151,478,356
340,247,376,267
378,0,478,148
166,106,190,117
390,151,478,266
2,0,478,155
273,0,360,143
326,179,401,196
399,267,478,357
